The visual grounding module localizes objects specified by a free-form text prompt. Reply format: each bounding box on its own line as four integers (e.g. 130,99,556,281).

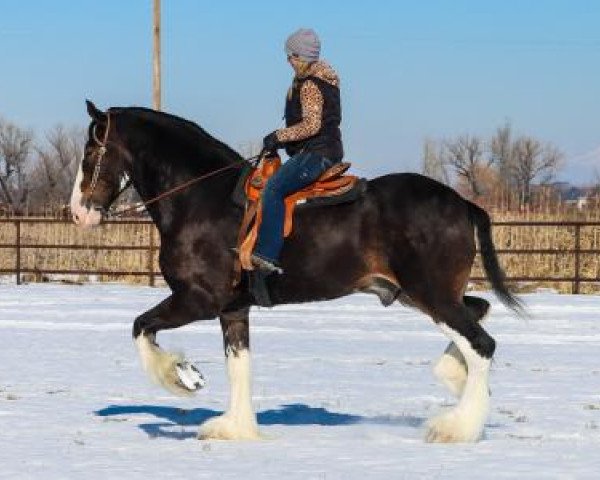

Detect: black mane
111,106,244,164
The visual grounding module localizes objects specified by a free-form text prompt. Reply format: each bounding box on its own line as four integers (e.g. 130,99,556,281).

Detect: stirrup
250,254,283,275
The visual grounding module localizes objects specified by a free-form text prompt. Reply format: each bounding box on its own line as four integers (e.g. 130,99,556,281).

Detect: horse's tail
468,201,525,316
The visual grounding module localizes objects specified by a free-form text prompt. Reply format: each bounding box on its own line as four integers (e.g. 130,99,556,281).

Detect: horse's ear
86,100,107,123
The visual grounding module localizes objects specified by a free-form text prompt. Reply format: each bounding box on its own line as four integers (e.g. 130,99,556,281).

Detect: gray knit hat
285,28,320,62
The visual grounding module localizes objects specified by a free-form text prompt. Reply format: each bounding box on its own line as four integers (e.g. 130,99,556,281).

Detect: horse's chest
159,232,229,280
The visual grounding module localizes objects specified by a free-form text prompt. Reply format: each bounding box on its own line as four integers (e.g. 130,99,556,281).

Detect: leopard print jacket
274,61,340,144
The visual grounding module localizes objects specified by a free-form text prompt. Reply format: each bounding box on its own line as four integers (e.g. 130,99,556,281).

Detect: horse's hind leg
199,308,261,440
433,296,490,397
426,302,495,443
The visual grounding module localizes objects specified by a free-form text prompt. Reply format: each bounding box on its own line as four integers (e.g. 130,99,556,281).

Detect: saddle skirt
236,154,361,273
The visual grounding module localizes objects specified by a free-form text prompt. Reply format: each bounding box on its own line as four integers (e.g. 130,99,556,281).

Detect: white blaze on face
70,156,102,228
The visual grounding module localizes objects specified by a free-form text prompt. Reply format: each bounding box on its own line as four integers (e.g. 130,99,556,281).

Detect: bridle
85,113,136,212
85,113,112,209
82,111,264,218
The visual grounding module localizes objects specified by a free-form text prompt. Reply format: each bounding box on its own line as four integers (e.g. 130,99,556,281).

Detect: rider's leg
254,152,332,265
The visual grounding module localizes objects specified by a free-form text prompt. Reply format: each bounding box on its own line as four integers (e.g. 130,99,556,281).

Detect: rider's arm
275,80,323,143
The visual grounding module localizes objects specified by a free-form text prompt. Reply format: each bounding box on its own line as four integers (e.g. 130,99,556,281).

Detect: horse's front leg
199,307,261,440
132,290,218,396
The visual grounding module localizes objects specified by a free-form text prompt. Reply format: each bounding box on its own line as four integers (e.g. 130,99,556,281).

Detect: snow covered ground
0,284,599,479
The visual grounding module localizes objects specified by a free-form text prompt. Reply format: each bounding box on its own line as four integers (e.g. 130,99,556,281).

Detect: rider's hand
262,131,281,152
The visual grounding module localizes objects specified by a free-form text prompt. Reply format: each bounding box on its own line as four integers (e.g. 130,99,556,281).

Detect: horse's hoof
175,361,205,392
198,414,262,441
424,411,483,443
425,423,459,443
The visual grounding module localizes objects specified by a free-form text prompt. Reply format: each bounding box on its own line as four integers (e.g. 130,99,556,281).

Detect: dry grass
0,210,599,293
0,219,159,285
471,209,600,294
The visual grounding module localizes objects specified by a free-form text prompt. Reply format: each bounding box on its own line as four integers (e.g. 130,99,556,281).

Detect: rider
251,28,344,274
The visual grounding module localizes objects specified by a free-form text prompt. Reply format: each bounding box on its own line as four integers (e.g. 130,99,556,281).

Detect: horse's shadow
95,403,425,440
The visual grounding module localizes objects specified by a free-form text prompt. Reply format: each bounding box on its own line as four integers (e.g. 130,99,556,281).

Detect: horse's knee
436,303,495,359
132,315,150,339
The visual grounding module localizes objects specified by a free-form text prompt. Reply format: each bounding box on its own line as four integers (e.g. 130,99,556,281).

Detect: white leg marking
199,348,261,440
426,324,491,443
433,342,467,397
135,334,201,397
433,302,490,397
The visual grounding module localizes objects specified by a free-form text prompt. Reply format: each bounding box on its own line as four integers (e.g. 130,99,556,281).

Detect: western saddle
234,154,361,278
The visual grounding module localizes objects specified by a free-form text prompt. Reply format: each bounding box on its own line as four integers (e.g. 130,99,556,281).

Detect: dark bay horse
70,101,522,443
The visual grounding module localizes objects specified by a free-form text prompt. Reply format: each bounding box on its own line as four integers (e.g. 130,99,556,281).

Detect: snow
0,284,599,479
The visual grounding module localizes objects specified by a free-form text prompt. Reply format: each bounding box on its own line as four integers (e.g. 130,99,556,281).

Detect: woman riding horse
70,48,523,442
253,28,344,274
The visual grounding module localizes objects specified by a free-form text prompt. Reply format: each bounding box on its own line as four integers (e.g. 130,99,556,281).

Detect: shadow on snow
95,403,425,440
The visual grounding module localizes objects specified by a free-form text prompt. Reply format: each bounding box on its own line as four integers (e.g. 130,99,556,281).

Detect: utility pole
152,0,161,111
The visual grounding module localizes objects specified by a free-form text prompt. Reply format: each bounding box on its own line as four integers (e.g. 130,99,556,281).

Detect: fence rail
0,218,599,293
0,218,159,287
468,221,600,293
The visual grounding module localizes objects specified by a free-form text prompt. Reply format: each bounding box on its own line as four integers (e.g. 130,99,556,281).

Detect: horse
70,100,522,443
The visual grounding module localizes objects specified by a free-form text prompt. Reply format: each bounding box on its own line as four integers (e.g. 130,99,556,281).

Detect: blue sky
1,0,598,183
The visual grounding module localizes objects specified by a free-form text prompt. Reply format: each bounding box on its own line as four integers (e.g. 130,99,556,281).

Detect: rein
108,153,261,218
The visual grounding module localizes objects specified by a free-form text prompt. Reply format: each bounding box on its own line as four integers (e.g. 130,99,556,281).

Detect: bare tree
28,126,84,211
0,117,34,213
421,138,448,184
490,122,514,187
593,168,600,193
443,135,491,197
511,136,563,204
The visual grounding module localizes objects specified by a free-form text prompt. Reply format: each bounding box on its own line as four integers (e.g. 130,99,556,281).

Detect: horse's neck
129,146,239,234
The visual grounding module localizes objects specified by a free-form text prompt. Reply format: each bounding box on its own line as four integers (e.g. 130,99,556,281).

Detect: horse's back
368,172,467,207
366,172,474,231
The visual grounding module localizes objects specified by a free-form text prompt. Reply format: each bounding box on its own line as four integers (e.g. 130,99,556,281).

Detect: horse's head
70,101,128,227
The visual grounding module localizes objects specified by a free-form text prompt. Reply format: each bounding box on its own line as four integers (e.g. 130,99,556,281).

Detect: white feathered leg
433,342,468,397
433,299,490,397
199,348,261,440
426,324,492,443
135,334,204,396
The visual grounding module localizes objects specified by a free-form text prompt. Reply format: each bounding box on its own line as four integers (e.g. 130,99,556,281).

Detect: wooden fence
0,218,599,293
469,221,600,294
0,218,159,286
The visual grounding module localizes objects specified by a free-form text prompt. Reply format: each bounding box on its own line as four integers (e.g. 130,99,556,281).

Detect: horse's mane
112,106,244,163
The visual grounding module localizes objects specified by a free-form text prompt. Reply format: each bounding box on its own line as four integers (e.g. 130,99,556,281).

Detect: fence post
573,224,581,294
15,219,21,285
148,225,156,287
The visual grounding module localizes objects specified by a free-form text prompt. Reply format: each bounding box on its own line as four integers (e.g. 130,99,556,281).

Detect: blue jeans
254,151,334,262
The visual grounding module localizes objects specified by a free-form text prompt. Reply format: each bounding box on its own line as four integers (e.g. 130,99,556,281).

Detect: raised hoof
175,361,205,392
